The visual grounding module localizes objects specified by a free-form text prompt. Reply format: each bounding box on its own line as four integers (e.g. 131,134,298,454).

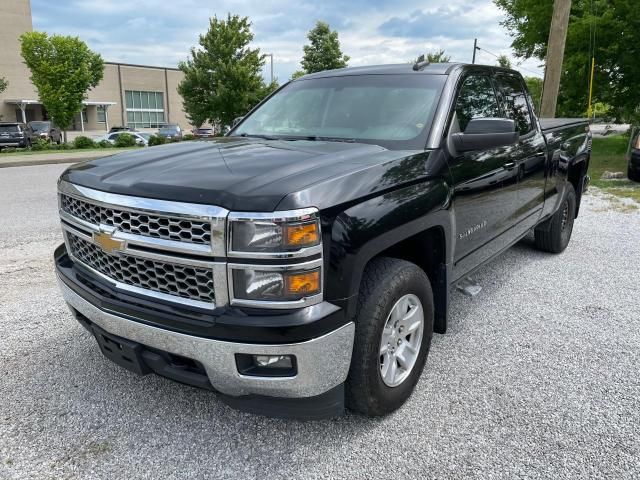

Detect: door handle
503,162,516,170
534,151,546,157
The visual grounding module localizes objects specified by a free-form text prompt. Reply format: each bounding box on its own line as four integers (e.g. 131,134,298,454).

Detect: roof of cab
297,62,465,80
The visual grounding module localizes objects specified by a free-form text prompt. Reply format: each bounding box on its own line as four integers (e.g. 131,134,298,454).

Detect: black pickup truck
54,62,591,419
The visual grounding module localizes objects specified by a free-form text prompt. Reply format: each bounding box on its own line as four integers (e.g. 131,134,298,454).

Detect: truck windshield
233,74,446,150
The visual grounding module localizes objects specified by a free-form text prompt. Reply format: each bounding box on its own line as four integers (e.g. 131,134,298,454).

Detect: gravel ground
1,164,639,479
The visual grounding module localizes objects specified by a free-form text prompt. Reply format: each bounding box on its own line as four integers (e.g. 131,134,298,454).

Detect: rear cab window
495,74,534,136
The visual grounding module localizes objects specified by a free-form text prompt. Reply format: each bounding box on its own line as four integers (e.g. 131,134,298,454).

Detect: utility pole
540,0,572,118
472,38,478,64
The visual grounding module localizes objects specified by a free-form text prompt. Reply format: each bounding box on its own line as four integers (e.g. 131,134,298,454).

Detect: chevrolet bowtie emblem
93,231,125,254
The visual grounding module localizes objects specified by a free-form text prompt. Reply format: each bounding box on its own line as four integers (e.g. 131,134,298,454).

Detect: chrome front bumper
58,278,355,398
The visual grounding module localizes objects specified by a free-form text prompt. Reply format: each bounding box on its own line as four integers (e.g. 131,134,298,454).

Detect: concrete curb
0,150,127,169
0,157,86,168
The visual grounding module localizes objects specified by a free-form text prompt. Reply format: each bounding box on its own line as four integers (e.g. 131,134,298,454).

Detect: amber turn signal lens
285,270,320,296
284,221,319,248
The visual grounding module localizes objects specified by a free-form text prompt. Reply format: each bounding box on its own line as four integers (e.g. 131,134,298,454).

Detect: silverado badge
93,231,125,254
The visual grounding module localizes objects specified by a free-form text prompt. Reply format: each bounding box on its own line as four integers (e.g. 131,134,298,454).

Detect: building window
125,90,165,128
97,106,107,123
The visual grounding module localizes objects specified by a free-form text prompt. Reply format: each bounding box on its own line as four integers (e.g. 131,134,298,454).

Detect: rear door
448,73,521,278
494,73,547,231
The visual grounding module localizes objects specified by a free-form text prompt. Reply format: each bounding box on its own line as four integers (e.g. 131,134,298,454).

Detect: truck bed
539,118,589,132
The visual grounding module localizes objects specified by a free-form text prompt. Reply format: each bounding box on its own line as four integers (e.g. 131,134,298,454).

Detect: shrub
30,138,51,151
1,147,17,153
148,135,167,147
73,136,96,149
182,133,195,141
114,133,136,148
97,139,112,148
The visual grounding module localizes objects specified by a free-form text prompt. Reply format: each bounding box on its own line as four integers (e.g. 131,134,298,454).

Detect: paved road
1,164,639,479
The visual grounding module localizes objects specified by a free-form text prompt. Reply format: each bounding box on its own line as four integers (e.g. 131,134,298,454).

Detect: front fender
324,178,452,317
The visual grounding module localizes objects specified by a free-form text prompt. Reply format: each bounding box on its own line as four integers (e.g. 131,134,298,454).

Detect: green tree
178,14,276,128
410,49,451,64
496,54,512,69
20,32,104,141
299,21,349,74
524,76,543,113
494,0,640,121
426,49,451,63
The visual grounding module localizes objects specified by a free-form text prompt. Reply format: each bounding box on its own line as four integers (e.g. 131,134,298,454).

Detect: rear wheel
628,166,640,182
346,257,434,416
534,183,576,253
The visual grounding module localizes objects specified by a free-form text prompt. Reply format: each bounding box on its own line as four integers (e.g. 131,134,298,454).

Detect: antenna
413,54,430,71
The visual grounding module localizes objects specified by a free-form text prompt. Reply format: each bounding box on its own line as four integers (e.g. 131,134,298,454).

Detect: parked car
25,120,62,145
193,127,214,138
100,131,151,146
108,126,137,133
0,122,28,149
627,132,640,182
54,62,591,419
157,124,182,140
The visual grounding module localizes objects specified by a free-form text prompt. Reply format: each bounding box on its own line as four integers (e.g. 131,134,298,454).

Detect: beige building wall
0,0,37,122
166,70,189,128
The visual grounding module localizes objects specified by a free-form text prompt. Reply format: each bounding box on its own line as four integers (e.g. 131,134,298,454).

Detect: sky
30,0,544,83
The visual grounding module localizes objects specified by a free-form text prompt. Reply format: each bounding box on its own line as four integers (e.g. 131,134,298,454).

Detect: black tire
534,183,576,253
346,257,434,416
628,166,640,183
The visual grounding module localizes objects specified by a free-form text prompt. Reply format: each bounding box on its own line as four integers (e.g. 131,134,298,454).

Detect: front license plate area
92,324,151,376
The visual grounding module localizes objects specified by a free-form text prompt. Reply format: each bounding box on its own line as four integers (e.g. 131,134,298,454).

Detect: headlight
228,208,321,256
227,208,323,307
231,266,321,303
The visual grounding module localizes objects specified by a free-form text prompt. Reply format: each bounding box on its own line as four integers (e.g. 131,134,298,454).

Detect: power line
474,44,543,77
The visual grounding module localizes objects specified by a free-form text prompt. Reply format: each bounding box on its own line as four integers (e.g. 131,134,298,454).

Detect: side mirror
452,118,519,152
232,116,244,127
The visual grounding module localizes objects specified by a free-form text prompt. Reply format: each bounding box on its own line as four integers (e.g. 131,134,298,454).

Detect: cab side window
455,75,502,132
495,74,533,135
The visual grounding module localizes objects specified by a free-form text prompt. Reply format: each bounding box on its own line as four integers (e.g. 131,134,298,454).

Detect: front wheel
346,257,434,416
534,183,576,253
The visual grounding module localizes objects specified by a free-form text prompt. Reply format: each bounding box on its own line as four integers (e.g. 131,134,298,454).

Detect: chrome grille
61,194,212,245
67,232,215,303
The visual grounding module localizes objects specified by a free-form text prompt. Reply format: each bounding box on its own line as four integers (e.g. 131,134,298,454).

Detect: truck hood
62,137,435,211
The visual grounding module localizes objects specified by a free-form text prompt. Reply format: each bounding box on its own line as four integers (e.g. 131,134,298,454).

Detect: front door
448,73,521,280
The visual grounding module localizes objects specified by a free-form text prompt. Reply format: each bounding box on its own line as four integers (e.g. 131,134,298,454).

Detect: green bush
148,135,166,146
30,139,51,151
182,134,195,141
73,136,96,149
1,147,17,153
114,133,136,148
97,139,112,148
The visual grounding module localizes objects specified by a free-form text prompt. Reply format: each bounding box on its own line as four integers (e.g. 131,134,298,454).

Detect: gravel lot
1,164,639,479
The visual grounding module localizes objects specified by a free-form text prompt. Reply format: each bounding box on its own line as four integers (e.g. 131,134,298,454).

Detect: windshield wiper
235,133,280,140
285,135,357,143
235,133,357,143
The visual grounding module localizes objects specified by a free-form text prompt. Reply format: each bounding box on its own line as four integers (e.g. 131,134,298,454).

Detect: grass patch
588,134,639,203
